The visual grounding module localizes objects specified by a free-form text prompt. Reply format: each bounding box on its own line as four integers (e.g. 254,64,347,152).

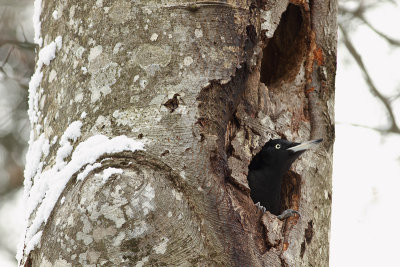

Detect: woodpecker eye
275,144,281,149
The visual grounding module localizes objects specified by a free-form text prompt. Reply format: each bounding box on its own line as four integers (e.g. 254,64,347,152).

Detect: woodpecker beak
287,138,323,153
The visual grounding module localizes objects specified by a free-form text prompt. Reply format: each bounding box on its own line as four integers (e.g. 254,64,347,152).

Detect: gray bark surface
21,0,336,266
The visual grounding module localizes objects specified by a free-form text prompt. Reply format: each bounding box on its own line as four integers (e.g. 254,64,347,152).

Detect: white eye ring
275,144,281,149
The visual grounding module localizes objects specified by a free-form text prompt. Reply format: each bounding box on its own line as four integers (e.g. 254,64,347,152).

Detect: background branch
339,23,400,134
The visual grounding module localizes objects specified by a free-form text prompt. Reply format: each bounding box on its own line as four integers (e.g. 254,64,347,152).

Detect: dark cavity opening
260,4,306,86
280,171,301,214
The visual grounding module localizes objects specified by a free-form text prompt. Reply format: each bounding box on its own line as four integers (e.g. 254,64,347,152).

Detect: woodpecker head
257,138,323,173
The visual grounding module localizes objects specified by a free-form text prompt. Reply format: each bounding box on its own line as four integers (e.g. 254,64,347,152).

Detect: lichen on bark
22,0,336,266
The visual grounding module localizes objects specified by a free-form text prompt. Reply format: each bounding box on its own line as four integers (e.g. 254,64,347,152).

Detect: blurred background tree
0,1,34,195
0,1,35,264
0,0,399,266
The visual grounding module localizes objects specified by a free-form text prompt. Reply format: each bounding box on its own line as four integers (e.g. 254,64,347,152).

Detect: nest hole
260,4,307,87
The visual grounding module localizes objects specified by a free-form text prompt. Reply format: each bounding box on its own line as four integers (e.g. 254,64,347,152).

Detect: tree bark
20,0,336,266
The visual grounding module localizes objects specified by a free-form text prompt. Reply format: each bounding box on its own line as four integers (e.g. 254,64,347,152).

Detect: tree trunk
19,0,336,266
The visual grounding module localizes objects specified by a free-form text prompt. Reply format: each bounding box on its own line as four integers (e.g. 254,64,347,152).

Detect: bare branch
336,121,400,135
1,45,14,67
0,39,36,50
359,15,400,46
339,23,400,134
18,23,29,43
0,0,32,7
339,5,400,46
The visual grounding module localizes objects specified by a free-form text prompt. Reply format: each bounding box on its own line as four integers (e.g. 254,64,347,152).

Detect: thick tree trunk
20,0,336,266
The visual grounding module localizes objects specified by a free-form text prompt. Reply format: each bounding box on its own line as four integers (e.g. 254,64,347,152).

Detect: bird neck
258,165,285,189
263,161,290,178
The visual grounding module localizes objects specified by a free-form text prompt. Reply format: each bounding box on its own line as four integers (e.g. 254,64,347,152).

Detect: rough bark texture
22,0,336,266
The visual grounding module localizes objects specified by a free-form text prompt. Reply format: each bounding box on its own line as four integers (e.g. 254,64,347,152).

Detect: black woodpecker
247,138,323,219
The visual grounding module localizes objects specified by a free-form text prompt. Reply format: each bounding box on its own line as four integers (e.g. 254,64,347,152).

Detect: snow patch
20,135,144,261
101,167,123,183
33,0,43,46
55,36,62,50
25,231,42,257
28,36,62,127
77,162,101,181
38,38,62,65
51,136,58,145
23,133,50,199
56,121,83,170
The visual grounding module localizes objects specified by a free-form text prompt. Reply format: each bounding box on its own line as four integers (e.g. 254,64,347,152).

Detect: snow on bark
28,36,62,127
19,129,144,264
